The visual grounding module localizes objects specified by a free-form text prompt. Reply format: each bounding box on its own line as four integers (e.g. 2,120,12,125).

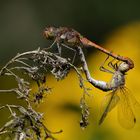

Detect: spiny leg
99,55,114,74
57,43,62,56
108,58,116,69
61,43,77,64
108,59,120,71
44,38,57,51
114,61,119,70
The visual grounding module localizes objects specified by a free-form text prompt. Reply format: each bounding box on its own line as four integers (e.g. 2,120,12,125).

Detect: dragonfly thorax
110,71,125,89
44,26,82,46
109,62,128,89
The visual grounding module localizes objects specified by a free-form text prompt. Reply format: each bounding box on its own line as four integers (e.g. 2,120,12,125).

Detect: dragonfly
43,26,134,70
98,57,139,129
44,26,138,128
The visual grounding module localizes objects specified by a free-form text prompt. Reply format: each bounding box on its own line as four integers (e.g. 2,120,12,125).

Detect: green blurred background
1,0,140,140
1,0,140,63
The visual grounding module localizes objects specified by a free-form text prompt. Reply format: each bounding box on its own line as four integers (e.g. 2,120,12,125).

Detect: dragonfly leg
108,58,116,69
61,43,77,64
57,43,62,56
99,55,114,74
108,59,120,71
44,39,57,51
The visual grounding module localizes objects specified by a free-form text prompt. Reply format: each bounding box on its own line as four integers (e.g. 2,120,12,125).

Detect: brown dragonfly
43,26,134,70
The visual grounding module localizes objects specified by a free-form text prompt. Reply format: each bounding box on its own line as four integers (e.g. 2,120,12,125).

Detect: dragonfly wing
117,88,136,129
123,87,140,111
99,90,120,125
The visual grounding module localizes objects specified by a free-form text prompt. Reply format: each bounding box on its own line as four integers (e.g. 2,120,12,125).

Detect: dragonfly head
118,62,130,73
44,26,57,40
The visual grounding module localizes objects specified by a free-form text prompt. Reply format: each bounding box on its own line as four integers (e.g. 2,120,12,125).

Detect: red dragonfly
43,26,134,70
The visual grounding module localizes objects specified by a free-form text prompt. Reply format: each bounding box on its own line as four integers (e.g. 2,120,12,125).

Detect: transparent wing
117,87,136,129
99,90,120,125
122,87,140,110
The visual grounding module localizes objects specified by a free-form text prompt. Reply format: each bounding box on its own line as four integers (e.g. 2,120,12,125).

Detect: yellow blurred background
36,22,140,140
